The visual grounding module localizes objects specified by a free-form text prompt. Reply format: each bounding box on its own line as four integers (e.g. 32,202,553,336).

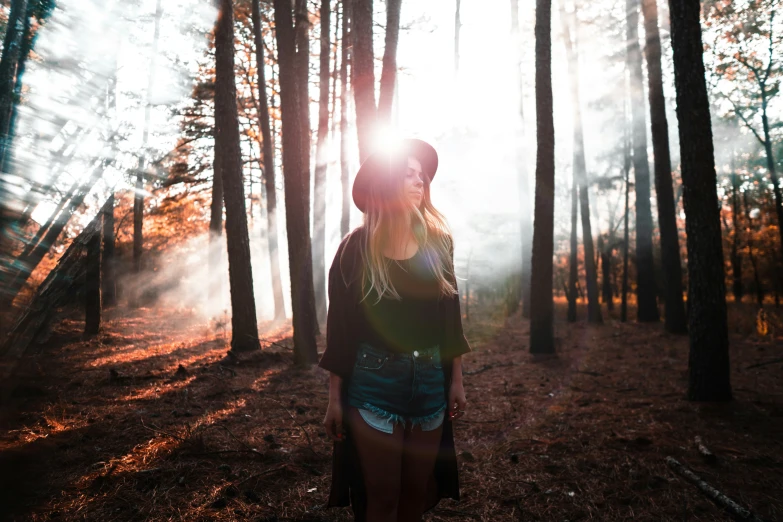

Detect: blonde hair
349,154,457,304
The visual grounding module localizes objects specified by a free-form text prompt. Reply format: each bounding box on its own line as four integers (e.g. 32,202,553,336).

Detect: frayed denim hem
361,402,447,428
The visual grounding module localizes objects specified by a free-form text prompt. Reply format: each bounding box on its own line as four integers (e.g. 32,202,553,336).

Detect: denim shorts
347,343,447,434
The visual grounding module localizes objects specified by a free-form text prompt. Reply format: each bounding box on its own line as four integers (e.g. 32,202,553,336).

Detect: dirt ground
0,300,782,521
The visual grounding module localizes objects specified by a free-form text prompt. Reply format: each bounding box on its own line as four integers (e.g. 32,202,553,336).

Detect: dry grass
0,301,781,521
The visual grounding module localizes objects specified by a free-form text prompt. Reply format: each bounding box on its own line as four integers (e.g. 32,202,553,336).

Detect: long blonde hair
351,154,457,303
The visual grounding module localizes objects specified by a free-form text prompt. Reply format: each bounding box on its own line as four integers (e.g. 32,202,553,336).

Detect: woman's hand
448,380,467,420
323,399,345,442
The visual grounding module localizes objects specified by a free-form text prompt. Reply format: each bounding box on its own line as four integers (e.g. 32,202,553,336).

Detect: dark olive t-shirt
359,248,443,354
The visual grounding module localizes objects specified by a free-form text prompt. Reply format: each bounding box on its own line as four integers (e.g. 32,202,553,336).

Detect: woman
318,139,471,522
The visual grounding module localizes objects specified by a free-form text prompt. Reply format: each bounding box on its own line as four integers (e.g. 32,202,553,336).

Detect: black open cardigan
317,226,472,521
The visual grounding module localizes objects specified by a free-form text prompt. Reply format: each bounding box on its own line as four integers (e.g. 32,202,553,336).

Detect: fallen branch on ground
465,361,514,376
745,358,783,370
665,456,764,522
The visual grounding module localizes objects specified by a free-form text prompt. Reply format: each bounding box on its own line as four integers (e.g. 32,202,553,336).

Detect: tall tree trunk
377,0,401,124
84,214,101,336
560,2,601,323
454,0,461,75
742,187,763,306
0,0,28,154
313,0,331,326
567,173,578,322
215,0,260,353
600,237,614,311
101,193,116,308
0,3,31,172
729,161,743,302
352,0,376,163
274,0,319,365
759,97,783,265
340,0,352,238
294,0,311,191
530,0,555,354
642,0,686,333
621,103,631,323
626,0,659,322
511,0,533,319
251,0,286,321
667,0,731,402
133,0,163,276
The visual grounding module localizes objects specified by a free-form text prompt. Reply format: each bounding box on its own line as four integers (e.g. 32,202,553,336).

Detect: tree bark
560,2,601,323
84,213,101,336
274,0,319,365
133,0,163,276
626,0,659,322
741,187,763,306
0,0,28,151
567,172,578,322
313,0,331,326
729,163,743,302
377,0,401,124
0,1,31,172
215,0,260,352
101,192,116,308
530,0,556,354
351,0,376,163
621,105,631,323
454,0,461,75
642,0,686,332
251,0,286,321
340,0,352,238
667,0,731,402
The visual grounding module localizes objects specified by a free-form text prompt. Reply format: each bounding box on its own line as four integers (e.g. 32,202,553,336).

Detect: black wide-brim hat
352,138,439,213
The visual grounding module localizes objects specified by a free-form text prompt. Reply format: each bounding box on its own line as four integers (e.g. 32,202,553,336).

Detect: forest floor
1,300,782,521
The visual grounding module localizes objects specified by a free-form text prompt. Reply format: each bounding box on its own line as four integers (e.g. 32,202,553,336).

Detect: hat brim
352,138,439,213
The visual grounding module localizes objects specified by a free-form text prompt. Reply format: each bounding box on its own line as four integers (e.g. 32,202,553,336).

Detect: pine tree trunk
274,0,319,365
601,246,614,311
294,0,311,188
667,0,731,402
511,0,533,319
377,0,401,124
567,174,578,322
101,193,116,308
742,188,763,306
84,216,102,336
642,0,686,332
351,0,376,163
626,0,659,322
0,0,28,151
215,0,260,353
313,0,331,326
759,99,783,278
530,0,556,354
0,3,32,172
621,118,631,323
454,0,461,74
561,2,601,323
251,0,286,321
133,0,163,277
340,0,352,238
729,165,743,302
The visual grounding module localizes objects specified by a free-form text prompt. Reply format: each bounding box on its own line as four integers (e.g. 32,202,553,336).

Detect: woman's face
404,156,425,209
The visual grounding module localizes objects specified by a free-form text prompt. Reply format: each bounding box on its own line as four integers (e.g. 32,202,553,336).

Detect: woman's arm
448,355,467,420
451,355,463,386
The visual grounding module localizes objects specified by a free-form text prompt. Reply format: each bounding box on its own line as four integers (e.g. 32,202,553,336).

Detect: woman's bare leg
346,406,405,522
397,421,444,522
